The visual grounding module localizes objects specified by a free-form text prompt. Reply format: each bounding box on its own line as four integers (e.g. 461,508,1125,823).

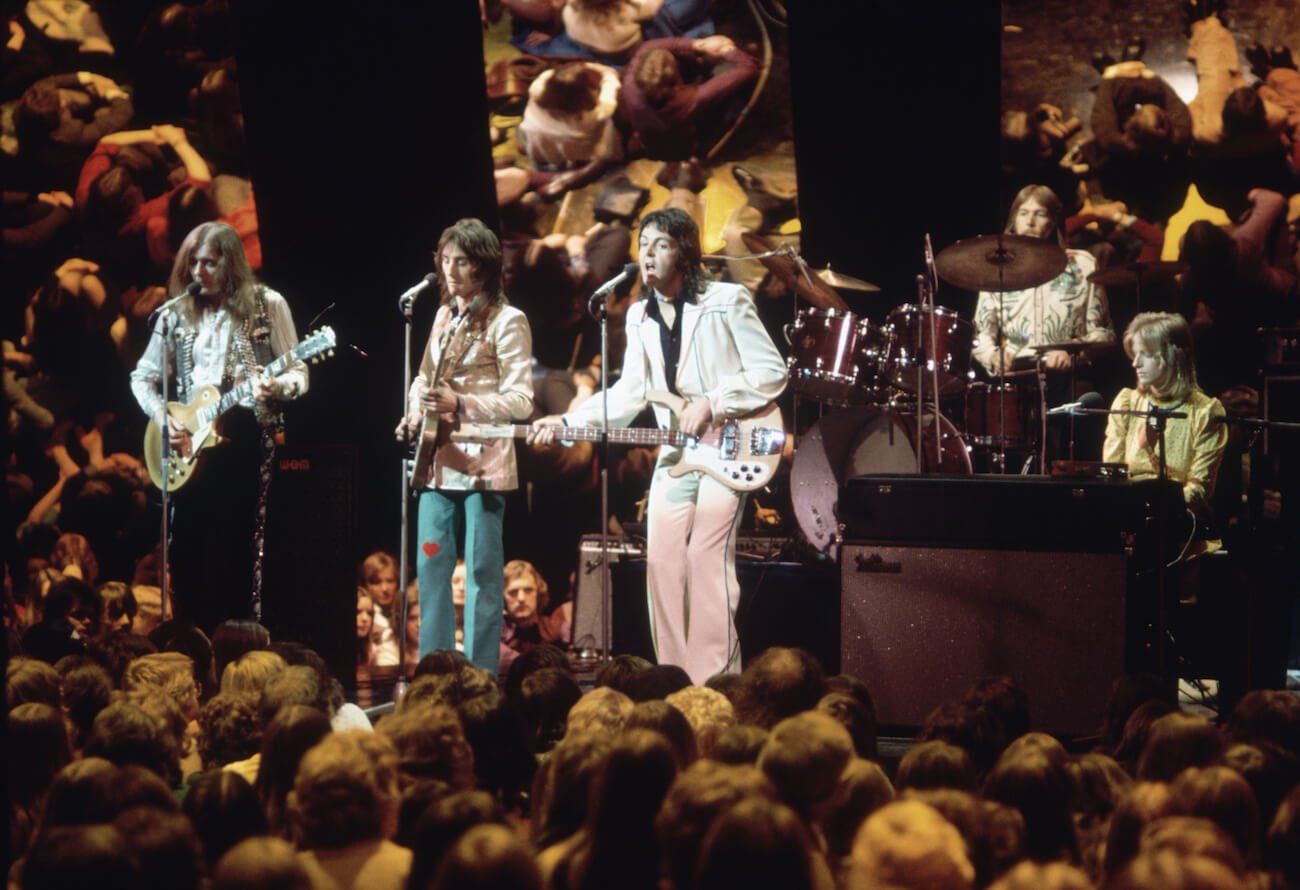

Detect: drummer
971,184,1116,390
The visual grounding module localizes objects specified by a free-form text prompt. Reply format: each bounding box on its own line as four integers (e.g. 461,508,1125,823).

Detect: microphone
149,281,202,323
588,262,639,317
399,272,438,314
1047,391,1105,415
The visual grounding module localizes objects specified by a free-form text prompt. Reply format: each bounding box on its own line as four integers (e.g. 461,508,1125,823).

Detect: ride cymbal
935,233,1067,292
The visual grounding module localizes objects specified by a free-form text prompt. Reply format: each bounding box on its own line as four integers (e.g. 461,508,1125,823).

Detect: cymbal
741,232,848,310
816,265,881,293
1032,341,1093,354
1088,260,1187,287
935,233,1068,292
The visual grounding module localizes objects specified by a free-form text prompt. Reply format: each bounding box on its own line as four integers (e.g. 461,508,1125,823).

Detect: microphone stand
153,304,176,623
588,287,614,665
395,295,417,700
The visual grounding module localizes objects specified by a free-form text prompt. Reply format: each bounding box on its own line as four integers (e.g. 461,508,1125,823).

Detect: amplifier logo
854,552,902,574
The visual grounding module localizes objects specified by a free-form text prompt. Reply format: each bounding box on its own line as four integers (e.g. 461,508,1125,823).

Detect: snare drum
965,381,1041,449
785,308,888,406
884,304,974,396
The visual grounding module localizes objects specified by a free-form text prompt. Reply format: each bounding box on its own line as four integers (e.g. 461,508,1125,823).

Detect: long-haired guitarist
395,218,534,675
129,221,309,632
531,207,787,683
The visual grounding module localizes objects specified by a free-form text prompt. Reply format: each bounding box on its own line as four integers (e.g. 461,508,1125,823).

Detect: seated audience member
405,790,510,890
593,652,653,694
625,664,692,702
518,61,623,197
112,804,205,890
19,824,138,890
694,796,820,890
548,728,680,890
430,823,544,890
291,731,412,890
375,702,476,791
982,748,1079,864
7,655,62,707
1167,766,1263,868
23,575,103,662
211,619,272,680
8,701,73,857
221,649,288,695
564,684,636,739
655,760,778,890
821,758,895,874
1108,850,1243,890
196,691,261,778
12,70,133,190
895,740,978,793
625,700,699,768
849,799,976,890
212,836,312,890
359,551,401,666
84,699,183,786
182,769,267,870
905,789,1027,890
254,704,333,837
60,659,114,752
532,733,615,856
708,723,771,765
498,559,571,676
1269,784,1300,890
757,711,854,828
357,586,376,666
517,666,583,754
665,684,735,758
619,35,758,160
731,646,828,730
1104,781,1177,879
817,690,878,761
96,581,136,636
1103,313,1228,514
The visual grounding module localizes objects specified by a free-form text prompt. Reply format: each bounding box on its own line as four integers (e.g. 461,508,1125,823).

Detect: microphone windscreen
1077,391,1105,409
186,281,203,296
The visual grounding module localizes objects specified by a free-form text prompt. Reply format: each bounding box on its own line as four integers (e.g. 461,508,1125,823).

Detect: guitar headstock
298,326,337,364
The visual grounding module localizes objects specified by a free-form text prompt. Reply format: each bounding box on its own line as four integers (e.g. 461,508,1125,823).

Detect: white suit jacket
565,280,787,432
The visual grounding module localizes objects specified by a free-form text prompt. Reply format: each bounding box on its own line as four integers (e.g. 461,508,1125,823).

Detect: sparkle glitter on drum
785,308,889,406
883,304,975,396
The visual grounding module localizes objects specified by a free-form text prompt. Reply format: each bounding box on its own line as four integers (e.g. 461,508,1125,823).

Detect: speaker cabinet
840,544,1128,738
263,445,357,691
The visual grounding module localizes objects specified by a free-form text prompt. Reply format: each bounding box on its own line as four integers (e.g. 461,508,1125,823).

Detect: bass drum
791,406,971,554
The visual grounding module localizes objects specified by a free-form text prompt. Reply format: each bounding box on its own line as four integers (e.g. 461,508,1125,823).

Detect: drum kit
748,231,1072,552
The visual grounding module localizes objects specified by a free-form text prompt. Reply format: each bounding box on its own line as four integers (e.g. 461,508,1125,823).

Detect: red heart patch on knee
422,542,441,558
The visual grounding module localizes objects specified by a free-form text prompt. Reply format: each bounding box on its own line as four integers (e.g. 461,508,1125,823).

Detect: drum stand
913,235,944,472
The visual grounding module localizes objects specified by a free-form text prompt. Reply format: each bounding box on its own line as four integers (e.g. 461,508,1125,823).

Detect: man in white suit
531,207,787,683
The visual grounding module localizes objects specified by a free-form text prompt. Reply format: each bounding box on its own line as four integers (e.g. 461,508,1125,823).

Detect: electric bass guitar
442,390,786,493
143,326,336,492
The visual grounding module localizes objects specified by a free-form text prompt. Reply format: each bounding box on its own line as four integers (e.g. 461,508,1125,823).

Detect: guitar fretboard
458,424,695,448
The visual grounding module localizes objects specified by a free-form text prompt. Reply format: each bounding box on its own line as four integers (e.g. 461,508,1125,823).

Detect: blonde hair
291,730,401,848
665,685,735,757
1123,312,1197,401
123,652,197,715
564,686,634,741
851,799,976,890
221,650,287,696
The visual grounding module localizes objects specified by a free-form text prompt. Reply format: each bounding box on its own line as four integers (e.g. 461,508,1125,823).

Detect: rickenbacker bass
143,327,336,491
450,390,787,493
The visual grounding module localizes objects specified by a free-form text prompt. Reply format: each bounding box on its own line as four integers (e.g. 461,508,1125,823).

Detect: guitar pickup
750,426,786,456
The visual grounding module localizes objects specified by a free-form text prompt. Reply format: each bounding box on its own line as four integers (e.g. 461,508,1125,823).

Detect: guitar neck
461,423,690,448
200,349,301,427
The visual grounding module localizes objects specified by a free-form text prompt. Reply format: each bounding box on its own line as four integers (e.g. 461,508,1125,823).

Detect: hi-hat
935,234,1067,292
1088,260,1186,287
816,265,880,292
741,232,848,310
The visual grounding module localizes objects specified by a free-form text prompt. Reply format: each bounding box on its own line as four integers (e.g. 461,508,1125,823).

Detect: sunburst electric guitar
447,390,786,493
143,327,336,491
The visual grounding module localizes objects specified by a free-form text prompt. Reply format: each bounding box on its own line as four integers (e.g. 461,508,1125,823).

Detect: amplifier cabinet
840,543,1129,738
